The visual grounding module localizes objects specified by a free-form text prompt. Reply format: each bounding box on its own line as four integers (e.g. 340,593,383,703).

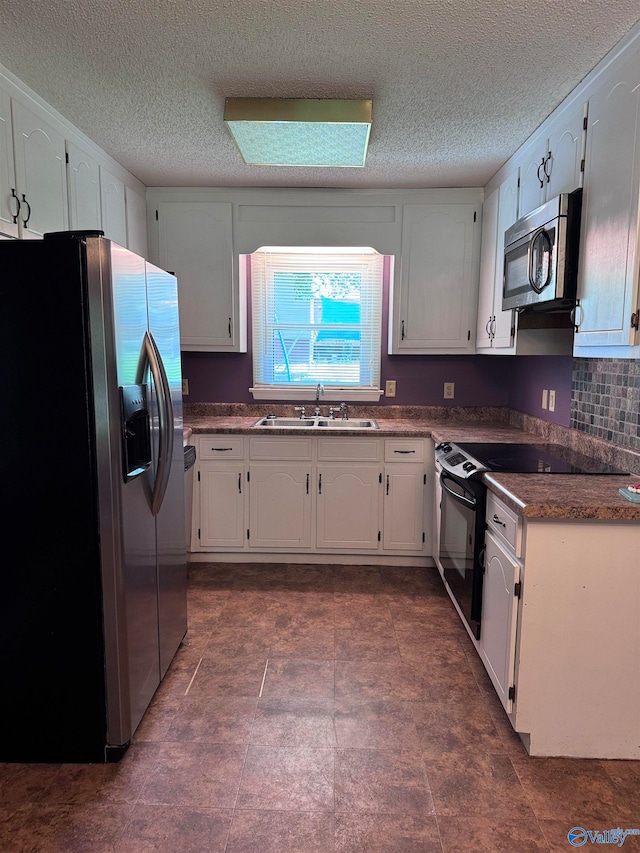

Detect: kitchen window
249,247,384,401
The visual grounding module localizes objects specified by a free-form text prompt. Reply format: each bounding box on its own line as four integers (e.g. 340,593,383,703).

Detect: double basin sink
253,416,379,430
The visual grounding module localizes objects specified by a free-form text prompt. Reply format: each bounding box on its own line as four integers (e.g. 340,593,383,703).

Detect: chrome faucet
340,402,349,420
314,383,324,417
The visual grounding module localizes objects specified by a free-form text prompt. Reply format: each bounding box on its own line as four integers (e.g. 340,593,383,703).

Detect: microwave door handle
527,227,553,293
440,472,477,510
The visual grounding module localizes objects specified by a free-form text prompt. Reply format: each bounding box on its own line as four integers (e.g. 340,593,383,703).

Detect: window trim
248,246,384,402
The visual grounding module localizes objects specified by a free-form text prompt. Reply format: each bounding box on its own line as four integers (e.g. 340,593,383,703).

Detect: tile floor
1,563,639,852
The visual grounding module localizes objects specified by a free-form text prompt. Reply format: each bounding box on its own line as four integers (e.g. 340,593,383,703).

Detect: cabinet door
544,101,586,198
248,463,312,549
0,88,18,237
383,463,424,551
125,185,148,258
394,204,479,353
574,52,640,349
492,171,519,348
66,142,102,231
11,99,68,238
156,201,239,351
480,529,520,713
515,137,546,218
476,187,499,350
199,463,245,548
316,465,381,549
100,167,127,246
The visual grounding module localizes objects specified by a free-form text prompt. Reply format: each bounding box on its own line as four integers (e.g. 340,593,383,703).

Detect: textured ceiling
1,0,639,188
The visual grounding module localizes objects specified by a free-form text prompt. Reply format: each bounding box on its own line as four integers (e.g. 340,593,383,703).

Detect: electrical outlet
385,380,397,397
182,377,189,395
443,382,455,400
548,389,556,412
542,389,548,410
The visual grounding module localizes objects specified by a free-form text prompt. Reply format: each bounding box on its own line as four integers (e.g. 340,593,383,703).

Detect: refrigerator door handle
137,330,174,516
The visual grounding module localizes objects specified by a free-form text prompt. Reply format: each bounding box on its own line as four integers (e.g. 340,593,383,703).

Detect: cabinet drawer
384,439,424,462
317,438,380,462
198,436,244,459
249,437,313,460
486,490,521,556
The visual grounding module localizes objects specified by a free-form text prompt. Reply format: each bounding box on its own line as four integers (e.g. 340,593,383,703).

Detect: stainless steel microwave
502,189,582,312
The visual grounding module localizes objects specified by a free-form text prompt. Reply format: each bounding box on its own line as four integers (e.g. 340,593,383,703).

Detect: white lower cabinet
248,463,312,549
316,465,382,550
199,462,245,549
192,433,433,559
478,490,640,759
480,528,520,713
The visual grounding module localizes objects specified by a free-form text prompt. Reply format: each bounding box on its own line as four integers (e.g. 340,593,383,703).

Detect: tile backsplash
571,358,640,451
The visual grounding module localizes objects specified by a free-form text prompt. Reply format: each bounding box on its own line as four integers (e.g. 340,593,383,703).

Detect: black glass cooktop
457,442,628,475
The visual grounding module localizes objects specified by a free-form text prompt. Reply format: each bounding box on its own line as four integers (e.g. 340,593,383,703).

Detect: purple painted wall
508,355,574,426
181,255,572,422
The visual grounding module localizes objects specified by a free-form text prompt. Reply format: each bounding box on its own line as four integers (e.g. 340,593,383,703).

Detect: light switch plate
385,380,397,397
182,377,189,395
548,389,556,412
443,382,455,399
542,389,548,409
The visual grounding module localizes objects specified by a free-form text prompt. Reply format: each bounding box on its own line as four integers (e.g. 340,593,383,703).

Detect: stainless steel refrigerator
0,231,187,762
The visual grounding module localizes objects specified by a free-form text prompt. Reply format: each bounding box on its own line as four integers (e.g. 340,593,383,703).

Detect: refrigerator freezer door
109,243,162,735
146,261,187,676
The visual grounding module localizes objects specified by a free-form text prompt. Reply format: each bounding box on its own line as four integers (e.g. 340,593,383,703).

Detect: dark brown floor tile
438,815,549,852
167,694,258,743
425,753,535,819
187,656,268,698
511,756,640,823
380,567,443,594
115,803,232,852
0,763,60,807
203,625,273,658
260,657,335,699
133,691,183,743
226,809,335,853
335,658,477,704
395,629,470,666
335,748,434,816
411,698,505,756
250,698,336,747
236,746,334,811
138,742,246,808
216,591,286,628
600,758,640,808
0,801,133,852
335,812,442,852
334,565,385,592
334,699,421,750
270,624,335,658
42,744,160,806
335,626,401,661
334,592,394,630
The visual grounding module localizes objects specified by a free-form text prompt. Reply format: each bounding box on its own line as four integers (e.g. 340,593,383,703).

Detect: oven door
438,470,486,639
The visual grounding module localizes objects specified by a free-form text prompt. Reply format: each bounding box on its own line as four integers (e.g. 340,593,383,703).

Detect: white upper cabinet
66,142,102,231
514,100,586,218
391,203,480,354
125,185,148,259
11,98,68,238
0,88,18,237
156,201,243,351
573,46,640,351
476,172,519,352
100,167,127,247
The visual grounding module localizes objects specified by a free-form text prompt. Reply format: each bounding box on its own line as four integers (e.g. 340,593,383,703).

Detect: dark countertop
185,413,640,521
484,473,640,520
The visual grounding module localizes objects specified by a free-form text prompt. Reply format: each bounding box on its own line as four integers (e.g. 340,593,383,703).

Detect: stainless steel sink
315,419,378,429
252,417,316,428
252,416,378,430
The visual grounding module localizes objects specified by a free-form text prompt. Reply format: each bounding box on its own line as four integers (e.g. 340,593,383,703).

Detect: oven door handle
440,471,477,510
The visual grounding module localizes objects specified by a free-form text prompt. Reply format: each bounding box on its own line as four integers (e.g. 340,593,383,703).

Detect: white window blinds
251,247,383,394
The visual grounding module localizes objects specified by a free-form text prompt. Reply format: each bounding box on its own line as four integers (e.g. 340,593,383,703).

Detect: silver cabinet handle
493,513,506,528
21,193,31,228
